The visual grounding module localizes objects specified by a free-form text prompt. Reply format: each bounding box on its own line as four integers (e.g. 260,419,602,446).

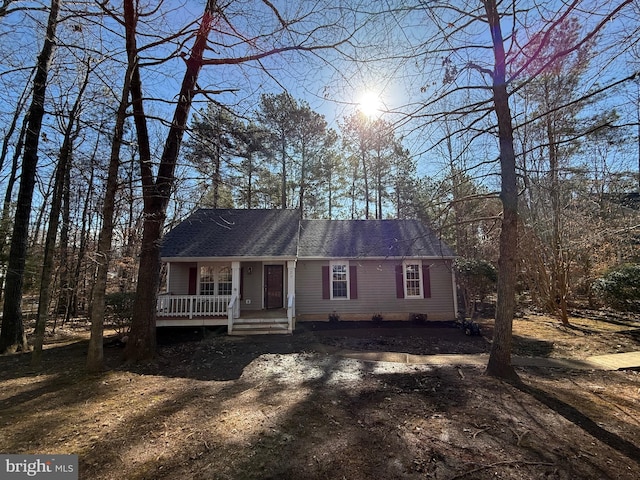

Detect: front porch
156,293,295,334
158,259,297,334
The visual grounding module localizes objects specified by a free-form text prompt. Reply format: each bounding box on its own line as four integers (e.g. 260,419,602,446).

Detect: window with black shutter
322,262,357,300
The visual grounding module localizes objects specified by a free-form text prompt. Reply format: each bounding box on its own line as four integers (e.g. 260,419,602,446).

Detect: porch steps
230,318,291,335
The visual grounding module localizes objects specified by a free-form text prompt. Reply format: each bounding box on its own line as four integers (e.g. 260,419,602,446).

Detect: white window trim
198,263,231,295
217,265,233,296
330,260,350,300
403,260,423,299
199,265,216,295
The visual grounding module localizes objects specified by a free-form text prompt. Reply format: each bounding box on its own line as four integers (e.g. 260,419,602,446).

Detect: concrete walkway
336,349,640,371
585,351,640,371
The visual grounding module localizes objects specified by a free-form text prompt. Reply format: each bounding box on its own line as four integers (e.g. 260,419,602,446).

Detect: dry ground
1,312,639,479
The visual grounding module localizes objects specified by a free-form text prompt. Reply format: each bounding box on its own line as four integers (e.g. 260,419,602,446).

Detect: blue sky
0,0,638,211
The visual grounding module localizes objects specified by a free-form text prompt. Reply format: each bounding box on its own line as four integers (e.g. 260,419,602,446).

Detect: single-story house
158,208,457,334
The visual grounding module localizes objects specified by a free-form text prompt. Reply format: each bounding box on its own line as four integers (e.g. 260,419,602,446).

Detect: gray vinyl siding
167,262,196,294
295,259,455,321
240,261,263,311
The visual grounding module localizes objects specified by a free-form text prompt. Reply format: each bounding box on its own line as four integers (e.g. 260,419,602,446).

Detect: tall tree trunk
118,160,138,292
56,157,71,316
376,159,382,219
124,0,217,362
350,160,357,219
86,105,127,371
0,115,28,304
68,159,95,322
85,33,137,373
33,173,56,247
32,64,89,366
637,80,640,192
444,118,466,257
0,75,35,305
62,133,100,325
247,152,253,208
299,145,306,218
213,118,222,207
0,0,60,354
328,163,333,219
362,148,369,219
0,69,33,173
281,136,287,208
483,0,519,382
546,112,570,325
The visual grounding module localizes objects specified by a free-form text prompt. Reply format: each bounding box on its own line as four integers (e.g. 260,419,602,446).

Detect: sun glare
357,91,383,118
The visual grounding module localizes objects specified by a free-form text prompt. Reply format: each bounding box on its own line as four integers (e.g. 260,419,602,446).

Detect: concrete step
234,317,289,324
230,320,291,335
229,328,291,336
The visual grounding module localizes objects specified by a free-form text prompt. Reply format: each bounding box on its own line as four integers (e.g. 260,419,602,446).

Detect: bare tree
32,58,92,366
481,0,519,381
86,61,134,372
0,0,60,353
350,0,637,378
122,0,355,361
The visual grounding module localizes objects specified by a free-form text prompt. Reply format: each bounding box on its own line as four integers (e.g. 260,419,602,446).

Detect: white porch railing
157,294,231,319
287,293,295,332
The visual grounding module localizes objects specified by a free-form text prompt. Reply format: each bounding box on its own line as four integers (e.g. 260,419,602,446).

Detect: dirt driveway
1,314,639,479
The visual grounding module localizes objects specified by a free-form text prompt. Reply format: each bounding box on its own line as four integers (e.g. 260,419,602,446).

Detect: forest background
0,0,638,375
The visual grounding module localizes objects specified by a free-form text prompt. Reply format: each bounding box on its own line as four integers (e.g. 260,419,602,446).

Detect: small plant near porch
410,312,427,324
105,292,135,336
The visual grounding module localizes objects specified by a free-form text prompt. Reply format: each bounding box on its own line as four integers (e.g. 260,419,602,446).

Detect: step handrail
227,294,238,334
287,293,295,332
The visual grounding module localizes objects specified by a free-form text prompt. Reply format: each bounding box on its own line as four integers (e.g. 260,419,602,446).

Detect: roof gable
161,209,300,258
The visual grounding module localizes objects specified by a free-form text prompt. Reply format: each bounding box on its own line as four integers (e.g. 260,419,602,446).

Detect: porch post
231,261,241,318
450,261,459,319
287,260,296,331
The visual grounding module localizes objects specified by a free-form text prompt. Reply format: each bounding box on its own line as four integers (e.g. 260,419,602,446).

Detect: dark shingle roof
298,219,454,258
161,209,454,259
161,209,300,258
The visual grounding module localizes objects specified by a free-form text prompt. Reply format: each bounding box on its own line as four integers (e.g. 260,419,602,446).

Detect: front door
264,265,284,309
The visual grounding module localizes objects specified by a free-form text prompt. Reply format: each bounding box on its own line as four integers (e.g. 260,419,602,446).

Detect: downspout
450,260,459,320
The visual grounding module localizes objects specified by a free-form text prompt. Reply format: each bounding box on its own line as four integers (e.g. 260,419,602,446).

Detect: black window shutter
349,265,358,299
322,265,330,299
422,264,431,298
188,267,197,295
395,265,404,299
